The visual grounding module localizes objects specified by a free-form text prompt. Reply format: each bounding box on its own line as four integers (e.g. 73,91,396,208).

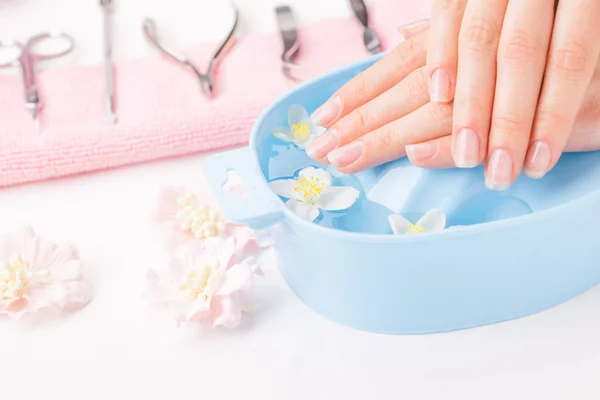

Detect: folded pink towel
0,0,431,188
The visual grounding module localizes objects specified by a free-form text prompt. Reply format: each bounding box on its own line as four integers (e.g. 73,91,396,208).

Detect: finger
406,135,454,169
408,75,600,171
326,101,453,174
524,0,600,179
484,0,555,190
399,19,430,41
452,0,508,168
309,31,429,129
307,67,430,162
565,64,600,152
427,0,467,103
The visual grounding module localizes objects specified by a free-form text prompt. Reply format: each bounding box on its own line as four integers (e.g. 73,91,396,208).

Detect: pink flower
154,185,261,251
146,236,261,328
0,227,90,319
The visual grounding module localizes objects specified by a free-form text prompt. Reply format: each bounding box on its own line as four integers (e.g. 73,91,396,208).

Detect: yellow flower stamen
293,176,325,203
407,224,426,234
291,121,311,140
176,193,226,239
178,264,218,302
0,254,49,301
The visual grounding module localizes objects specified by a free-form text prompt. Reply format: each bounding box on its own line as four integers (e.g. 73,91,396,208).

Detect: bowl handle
203,147,284,230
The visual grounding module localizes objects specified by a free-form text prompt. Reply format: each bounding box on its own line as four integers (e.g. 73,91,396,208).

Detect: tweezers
349,0,381,54
142,5,239,97
275,5,303,82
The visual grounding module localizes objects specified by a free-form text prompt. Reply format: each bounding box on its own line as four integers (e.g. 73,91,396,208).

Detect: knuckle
377,125,399,150
549,41,590,76
535,108,568,132
351,107,371,132
492,112,530,136
428,102,453,126
395,36,419,66
500,30,540,65
462,17,500,52
409,68,430,97
350,74,370,97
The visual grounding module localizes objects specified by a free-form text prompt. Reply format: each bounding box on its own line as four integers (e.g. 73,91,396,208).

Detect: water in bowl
265,142,534,234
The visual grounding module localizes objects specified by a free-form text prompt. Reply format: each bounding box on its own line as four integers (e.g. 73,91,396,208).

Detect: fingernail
398,19,430,41
328,141,364,168
406,142,438,163
485,149,514,191
306,130,339,159
311,96,342,127
524,141,551,179
430,69,451,103
454,128,480,168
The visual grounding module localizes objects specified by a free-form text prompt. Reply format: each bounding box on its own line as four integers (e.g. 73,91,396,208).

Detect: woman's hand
306,27,446,173
308,1,600,190
426,0,600,190
407,55,600,169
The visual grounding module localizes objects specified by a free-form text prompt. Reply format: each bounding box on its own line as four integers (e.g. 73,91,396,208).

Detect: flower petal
217,237,236,270
288,104,310,127
285,199,320,221
299,167,332,187
216,260,254,296
269,179,297,199
273,126,293,142
388,214,412,235
317,186,360,211
211,295,243,329
417,209,446,232
185,298,211,322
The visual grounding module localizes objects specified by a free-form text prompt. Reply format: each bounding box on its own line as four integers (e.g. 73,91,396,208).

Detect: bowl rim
249,54,600,243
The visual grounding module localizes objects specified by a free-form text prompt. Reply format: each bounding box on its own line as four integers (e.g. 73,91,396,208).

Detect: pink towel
0,0,431,188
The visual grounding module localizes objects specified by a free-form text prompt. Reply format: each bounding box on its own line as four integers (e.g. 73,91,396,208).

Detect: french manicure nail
306,130,339,159
524,141,551,179
430,69,451,103
327,141,364,168
485,149,513,191
311,96,342,127
406,142,438,163
454,128,480,168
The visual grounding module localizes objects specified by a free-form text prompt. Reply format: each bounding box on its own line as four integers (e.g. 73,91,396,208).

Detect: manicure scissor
0,32,75,128
142,4,239,97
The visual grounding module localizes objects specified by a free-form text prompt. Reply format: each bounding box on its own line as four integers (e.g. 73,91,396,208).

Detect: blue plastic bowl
203,54,600,334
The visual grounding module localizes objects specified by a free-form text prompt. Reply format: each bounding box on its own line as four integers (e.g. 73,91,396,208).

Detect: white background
2,1,600,399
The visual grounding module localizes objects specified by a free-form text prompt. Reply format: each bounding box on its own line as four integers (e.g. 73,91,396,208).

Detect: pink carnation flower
0,227,90,319
146,236,261,328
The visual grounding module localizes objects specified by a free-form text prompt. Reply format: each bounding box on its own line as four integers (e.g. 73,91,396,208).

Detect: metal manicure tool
142,3,239,97
100,0,117,124
275,5,303,82
349,0,381,54
0,33,75,131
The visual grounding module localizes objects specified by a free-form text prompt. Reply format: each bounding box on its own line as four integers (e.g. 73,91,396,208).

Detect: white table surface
2,1,600,399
